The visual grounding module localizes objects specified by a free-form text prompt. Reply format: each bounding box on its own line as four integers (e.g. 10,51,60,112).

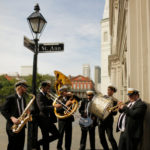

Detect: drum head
89,94,113,120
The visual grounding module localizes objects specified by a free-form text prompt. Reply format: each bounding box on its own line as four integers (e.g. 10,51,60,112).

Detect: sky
0,0,105,79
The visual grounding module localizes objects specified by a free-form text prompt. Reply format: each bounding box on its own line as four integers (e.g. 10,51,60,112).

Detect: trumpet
11,93,35,133
107,101,129,112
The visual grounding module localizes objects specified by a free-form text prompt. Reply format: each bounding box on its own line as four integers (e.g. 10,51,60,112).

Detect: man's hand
83,113,87,118
66,100,72,106
108,109,112,113
92,116,96,120
10,116,20,125
118,101,125,110
119,104,125,109
26,109,30,115
54,103,62,108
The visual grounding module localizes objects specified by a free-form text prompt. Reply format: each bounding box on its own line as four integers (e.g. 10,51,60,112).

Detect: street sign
39,43,64,53
24,36,35,53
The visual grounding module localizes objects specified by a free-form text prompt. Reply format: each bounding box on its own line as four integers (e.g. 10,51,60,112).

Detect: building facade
82,64,90,79
94,66,101,91
109,0,150,149
100,0,111,95
70,75,95,99
20,66,33,76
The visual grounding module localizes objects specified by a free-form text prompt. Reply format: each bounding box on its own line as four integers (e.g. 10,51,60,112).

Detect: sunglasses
87,94,93,96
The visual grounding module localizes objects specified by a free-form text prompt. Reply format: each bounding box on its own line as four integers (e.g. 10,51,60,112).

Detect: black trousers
6,128,25,150
79,126,96,150
57,120,72,150
118,132,140,150
38,116,60,150
98,123,118,150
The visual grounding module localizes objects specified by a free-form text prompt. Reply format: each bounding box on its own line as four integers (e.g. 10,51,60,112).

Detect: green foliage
0,76,17,104
0,74,55,105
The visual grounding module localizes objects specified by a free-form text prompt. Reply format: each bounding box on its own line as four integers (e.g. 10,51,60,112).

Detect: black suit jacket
36,92,57,123
1,93,26,131
116,99,147,139
79,99,97,126
99,95,118,125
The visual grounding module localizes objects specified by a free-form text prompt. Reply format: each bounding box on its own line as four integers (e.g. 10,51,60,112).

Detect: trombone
47,92,72,113
46,92,78,119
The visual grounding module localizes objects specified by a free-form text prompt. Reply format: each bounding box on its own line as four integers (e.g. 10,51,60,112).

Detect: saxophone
11,93,35,133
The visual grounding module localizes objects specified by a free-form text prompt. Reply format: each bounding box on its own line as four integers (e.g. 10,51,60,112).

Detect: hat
127,88,139,96
40,80,51,88
59,85,68,92
15,80,28,88
86,90,94,95
108,85,117,93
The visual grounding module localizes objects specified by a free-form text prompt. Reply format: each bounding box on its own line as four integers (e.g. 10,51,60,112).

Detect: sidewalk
0,114,120,150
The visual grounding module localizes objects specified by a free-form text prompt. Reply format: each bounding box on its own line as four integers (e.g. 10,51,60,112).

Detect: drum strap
86,101,91,117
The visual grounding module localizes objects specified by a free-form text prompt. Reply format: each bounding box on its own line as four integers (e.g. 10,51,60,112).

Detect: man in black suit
36,81,59,150
1,80,28,150
98,85,118,150
79,90,97,150
54,85,74,150
117,88,147,150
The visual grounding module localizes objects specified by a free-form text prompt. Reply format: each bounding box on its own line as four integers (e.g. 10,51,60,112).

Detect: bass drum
88,94,113,120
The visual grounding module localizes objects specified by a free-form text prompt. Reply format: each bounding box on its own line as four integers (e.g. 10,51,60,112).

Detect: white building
82,64,90,79
20,66,33,76
94,66,101,91
100,0,111,95
109,0,150,149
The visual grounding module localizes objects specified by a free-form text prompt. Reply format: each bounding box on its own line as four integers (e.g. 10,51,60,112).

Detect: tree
0,74,56,105
0,75,17,104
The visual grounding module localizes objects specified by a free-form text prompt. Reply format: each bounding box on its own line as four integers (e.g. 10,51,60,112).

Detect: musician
98,85,118,150
36,81,59,150
117,88,147,150
54,85,74,150
79,90,97,150
1,80,28,150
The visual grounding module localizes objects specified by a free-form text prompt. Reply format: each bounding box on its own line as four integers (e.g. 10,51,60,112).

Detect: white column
127,0,138,88
110,67,116,86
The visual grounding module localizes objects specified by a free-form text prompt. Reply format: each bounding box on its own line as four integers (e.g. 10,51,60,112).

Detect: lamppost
27,3,47,150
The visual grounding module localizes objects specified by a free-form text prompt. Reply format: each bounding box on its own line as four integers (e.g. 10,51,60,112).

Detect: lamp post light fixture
27,3,47,150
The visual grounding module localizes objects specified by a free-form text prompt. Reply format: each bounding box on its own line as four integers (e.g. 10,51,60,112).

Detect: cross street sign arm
39,43,64,53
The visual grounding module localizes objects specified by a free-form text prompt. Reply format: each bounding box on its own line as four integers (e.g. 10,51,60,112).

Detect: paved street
0,114,120,150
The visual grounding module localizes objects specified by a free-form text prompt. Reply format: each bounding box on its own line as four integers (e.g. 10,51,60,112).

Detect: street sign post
24,36,35,53
24,37,64,53
39,43,64,53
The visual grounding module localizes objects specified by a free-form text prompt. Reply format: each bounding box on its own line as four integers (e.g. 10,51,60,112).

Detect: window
77,83,79,89
88,84,90,89
73,84,76,89
84,84,87,89
80,84,83,89
104,32,108,42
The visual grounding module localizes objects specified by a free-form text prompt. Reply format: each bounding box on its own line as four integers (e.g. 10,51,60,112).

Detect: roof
70,75,93,82
4,75,12,81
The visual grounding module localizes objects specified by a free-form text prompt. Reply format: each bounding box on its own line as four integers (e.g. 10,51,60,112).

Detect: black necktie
18,98,23,114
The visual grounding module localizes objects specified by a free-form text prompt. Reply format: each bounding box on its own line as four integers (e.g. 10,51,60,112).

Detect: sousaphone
51,70,79,119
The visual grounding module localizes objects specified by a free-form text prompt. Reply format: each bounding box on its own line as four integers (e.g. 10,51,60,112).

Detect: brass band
1,71,147,150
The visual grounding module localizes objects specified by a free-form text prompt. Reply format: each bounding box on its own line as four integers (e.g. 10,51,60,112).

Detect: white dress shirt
118,101,136,132
17,93,24,115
